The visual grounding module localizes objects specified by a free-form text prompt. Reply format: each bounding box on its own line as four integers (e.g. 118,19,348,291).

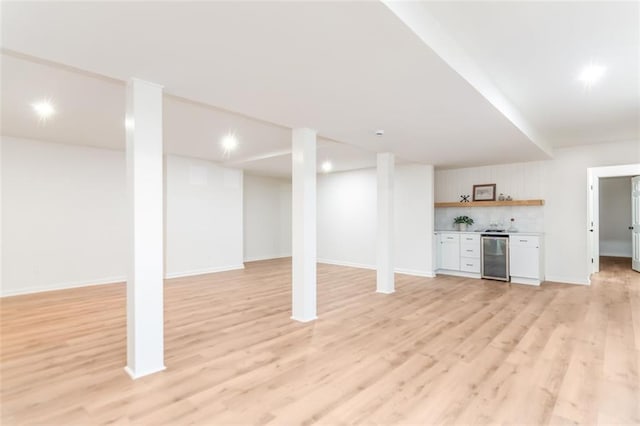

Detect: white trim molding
395,268,436,278
243,254,291,263
317,258,376,271
544,275,590,286
164,264,245,279
318,259,435,278
0,275,126,298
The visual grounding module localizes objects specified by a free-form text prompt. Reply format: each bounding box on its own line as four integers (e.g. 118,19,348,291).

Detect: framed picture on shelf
472,183,496,201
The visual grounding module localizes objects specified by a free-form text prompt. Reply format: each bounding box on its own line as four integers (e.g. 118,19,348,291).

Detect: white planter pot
457,223,468,231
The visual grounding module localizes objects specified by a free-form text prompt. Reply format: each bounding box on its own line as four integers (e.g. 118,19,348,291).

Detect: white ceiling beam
382,1,553,158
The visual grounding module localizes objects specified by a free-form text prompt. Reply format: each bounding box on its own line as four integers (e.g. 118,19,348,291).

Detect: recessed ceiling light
375,130,384,136
31,100,55,121
578,64,606,86
321,161,333,173
221,132,238,154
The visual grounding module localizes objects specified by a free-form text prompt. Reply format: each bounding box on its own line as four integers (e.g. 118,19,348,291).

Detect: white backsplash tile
435,206,544,233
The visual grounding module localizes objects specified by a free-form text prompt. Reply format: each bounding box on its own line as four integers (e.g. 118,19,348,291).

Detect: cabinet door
510,245,539,279
440,234,460,270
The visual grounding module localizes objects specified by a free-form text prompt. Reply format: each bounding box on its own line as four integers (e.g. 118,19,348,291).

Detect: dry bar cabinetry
436,231,544,284
509,235,544,285
437,232,481,278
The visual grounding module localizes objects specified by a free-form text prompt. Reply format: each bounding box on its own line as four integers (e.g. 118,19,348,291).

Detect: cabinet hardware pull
519,240,527,242
466,264,473,266
466,249,473,252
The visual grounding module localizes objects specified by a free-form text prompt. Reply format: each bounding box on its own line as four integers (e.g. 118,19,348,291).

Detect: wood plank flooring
1,257,638,425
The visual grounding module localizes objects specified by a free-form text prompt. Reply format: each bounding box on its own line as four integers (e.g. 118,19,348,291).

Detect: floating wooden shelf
435,199,545,208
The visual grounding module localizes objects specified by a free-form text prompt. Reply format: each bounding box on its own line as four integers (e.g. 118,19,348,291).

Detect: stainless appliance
481,234,509,281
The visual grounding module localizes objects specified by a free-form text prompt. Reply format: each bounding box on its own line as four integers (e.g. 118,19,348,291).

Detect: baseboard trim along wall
243,254,292,263
395,268,436,278
317,259,434,278
544,275,590,286
599,240,632,258
1,264,248,297
0,275,127,298
317,258,376,270
164,264,245,279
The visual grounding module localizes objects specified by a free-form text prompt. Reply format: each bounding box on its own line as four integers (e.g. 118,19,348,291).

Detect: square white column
125,78,165,379
291,128,317,322
377,152,395,294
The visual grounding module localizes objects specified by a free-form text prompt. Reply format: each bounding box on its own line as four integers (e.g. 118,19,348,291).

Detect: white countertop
434,230,544,236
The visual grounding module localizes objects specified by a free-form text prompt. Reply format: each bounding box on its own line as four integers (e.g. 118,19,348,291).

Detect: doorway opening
587,164,640,281
599,256,632,273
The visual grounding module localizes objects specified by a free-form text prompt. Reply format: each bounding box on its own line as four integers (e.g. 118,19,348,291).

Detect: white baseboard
243,254,291,262
164,264,245,279
124,365,166,380
599,240,632,258
510,276,541,286
0,275,126,298
290,315,318,323
395,268,436,278
2,264,247,297
317,258,376,270
599,250,632,257
318,259,434,278
435,269,481,279
544,275,589,285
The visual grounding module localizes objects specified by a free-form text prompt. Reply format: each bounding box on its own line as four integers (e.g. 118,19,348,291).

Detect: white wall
435,160,545,232
435,140,640,284
599,177,632,257
436,161,545,203
1,137,128,296
544,141,638,284
1,138,245,296
165,155,243,278
395,164,435,276
317,164,435,277
318,168,377,269
243,174,291,261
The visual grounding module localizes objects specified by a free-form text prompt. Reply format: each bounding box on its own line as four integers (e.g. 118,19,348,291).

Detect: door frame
587,163,640,278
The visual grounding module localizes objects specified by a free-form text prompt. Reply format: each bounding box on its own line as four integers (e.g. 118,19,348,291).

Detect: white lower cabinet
439,233,460,270
437,233,480,277
437,232,543,283
509,235,544,285
460,234,480,273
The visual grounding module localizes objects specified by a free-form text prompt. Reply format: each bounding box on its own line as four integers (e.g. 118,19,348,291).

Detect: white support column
425,164,436,277
291,128,317,322
377,152,395,294
125,78,165,379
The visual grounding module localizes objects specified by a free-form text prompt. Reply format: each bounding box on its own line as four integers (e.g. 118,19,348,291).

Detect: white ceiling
1,53,376,178
419,1,640,147
1,1,637,176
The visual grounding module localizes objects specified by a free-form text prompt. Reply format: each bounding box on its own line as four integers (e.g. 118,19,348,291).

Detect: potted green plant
453,215,474,231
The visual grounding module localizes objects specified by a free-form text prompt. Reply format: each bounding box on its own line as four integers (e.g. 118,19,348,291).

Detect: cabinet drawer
460,244,480,258
460,257,480,273
509,236,539,248
460,234,480,244
440,233,460,243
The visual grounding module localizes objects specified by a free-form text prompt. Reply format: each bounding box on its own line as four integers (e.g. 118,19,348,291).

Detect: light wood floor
1,257,638,425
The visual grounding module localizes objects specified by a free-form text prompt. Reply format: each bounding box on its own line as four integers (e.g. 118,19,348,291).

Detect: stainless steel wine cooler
481,234,510,281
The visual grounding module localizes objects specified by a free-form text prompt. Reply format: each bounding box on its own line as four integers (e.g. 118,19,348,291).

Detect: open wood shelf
435,199,545,208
